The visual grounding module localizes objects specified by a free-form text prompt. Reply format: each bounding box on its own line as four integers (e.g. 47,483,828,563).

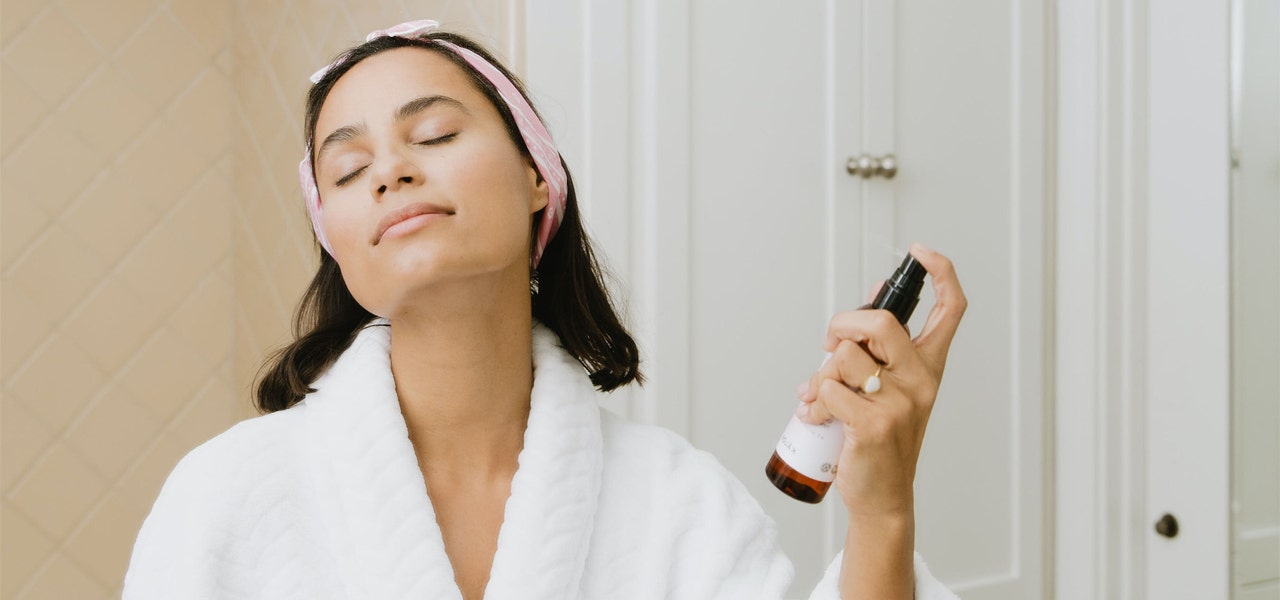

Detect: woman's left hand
795,243,967,519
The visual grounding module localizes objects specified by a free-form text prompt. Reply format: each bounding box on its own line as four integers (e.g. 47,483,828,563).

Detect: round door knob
878,154,897,178
1154,513,1179,538
845,154,898,179
846,155,875,178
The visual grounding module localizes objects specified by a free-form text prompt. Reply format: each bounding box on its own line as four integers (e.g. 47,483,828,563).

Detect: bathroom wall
1,0,235,597
0,1,516,597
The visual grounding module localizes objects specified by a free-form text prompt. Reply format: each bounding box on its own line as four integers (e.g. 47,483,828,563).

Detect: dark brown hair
253,32,644,413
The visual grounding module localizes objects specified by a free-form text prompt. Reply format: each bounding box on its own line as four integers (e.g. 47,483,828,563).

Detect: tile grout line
5,263,237,590
0,2,55,54
2,237,233,506
157,1,231,62
228,92,310,325
3,6,139,163
2,1,240,166
0,0,169,162
1,0,238,255
3,42,238,496
6,246,236,520
1,56,229,281
0,142,230,387
2,151,233,393
8,364,233,595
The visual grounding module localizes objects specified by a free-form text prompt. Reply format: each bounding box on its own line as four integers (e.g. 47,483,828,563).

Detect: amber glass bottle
765,424,841,503
765,253,927,503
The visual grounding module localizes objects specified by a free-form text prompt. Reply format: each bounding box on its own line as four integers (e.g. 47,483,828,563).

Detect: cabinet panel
688,2,842,591
889,3,1047,596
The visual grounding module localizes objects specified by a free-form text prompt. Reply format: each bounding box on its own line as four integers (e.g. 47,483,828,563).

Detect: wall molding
1144,0,1231,596
1055,0,1151,597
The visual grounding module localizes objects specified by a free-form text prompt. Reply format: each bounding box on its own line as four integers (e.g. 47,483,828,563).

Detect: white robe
123,318,959,599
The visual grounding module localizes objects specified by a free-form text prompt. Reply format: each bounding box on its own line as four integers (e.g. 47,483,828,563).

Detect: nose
368,148,423,198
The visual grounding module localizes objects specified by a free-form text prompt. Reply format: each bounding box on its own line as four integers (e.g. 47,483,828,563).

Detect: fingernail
795,402,811,419
796,381,809,399
911,242,933,254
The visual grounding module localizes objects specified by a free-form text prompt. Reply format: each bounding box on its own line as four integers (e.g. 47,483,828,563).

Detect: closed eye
335,166,366,187
332,134,457,187
417,133,457,146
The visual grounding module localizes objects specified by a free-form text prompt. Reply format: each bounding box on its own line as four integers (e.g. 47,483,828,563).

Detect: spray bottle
765,252,928,503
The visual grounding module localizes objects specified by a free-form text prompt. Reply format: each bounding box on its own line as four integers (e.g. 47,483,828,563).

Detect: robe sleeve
666,446,796,599
708,515,796,600
122,440,239,600
681,443,959,600
805,550,961,600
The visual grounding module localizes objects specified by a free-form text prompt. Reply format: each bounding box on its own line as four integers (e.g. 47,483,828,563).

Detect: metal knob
1154,513,1179,538
845,154,898,179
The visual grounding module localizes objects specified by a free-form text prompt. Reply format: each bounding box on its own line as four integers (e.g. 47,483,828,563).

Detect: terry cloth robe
123,318,960,600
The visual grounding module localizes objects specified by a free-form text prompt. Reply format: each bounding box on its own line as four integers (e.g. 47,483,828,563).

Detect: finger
907,243,968,374
799,373,871,427
822,308,916,371
833,338,883,396
800,339,880,407
799,351,837,404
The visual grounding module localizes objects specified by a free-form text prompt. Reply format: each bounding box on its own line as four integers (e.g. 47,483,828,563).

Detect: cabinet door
528,1,1049,597
685,2,856,593
880,3,1049,598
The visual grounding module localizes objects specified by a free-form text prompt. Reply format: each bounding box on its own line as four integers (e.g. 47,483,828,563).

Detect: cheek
320,203,387,310
445,142,535,226
319,198,394,304
320,200,366,256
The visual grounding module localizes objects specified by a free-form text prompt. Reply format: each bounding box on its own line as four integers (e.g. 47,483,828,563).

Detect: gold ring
863,365,883,394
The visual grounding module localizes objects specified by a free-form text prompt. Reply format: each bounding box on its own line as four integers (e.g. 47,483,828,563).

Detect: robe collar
302,317,603,599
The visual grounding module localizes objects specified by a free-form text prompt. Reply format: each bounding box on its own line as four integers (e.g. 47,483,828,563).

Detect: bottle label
774,414,844,482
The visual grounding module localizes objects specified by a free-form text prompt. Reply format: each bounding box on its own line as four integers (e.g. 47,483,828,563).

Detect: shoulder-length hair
253,32,644,413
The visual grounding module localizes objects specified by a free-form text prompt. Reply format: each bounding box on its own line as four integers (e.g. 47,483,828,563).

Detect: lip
373,202,454,245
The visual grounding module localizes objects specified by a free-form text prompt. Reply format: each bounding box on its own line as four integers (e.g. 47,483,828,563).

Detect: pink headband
300,20,567,267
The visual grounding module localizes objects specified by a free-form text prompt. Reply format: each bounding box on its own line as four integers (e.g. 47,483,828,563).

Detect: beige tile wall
1,0,235,597
1,1,516,598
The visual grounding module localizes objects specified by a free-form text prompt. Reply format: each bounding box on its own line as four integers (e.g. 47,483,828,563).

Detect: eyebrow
315,95,471,163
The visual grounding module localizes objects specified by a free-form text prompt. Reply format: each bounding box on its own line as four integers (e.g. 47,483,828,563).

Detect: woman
124,20,967,600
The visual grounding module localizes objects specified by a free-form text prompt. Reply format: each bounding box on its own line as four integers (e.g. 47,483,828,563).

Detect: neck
387,269,534,482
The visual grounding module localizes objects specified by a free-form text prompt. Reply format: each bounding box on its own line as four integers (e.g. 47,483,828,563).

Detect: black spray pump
765,251,930,503
864,253,928,325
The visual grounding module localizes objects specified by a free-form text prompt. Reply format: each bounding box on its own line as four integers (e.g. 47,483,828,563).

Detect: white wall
1229,0,1280,597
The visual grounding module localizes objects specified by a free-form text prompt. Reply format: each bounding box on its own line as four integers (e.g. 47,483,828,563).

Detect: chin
381,239,450,269
391,248,506,285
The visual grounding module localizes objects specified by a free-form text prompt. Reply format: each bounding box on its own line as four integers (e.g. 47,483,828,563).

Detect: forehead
315,46,488,133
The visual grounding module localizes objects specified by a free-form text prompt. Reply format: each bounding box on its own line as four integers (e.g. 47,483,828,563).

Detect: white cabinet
527,1,1050,596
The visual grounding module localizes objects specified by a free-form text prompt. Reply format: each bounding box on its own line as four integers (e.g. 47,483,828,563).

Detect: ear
527,160,549,214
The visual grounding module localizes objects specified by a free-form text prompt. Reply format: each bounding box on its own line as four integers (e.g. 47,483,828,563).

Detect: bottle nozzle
890,254,927,292
871,253,929,325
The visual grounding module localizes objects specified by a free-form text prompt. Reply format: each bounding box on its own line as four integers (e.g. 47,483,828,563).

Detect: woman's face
312,47,548,317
